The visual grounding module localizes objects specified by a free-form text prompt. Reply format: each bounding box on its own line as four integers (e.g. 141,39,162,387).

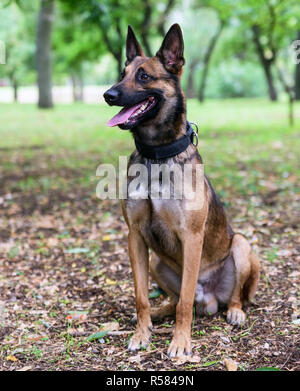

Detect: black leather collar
134,122,198,160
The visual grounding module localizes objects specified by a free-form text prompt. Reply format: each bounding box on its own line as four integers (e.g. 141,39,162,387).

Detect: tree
181,6,224,100
251,23,277,101
0,2,35,102
60,0,177,78
238,0,300,102
188,0,232,101
198,19,224,102
53,4,104,102
197,0,300,102
295,31,300,100
36,0,55,108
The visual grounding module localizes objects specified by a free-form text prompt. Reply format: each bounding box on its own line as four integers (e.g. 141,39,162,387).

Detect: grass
0,98,299,195
0,98,299,156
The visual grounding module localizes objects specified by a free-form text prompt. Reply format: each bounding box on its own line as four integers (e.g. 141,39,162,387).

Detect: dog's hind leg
226,234,260,326
149,254,181,321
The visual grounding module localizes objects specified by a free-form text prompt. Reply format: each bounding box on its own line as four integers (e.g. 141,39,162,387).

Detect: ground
0,99,299,371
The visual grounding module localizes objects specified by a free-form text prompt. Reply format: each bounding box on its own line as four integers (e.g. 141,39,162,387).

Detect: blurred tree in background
53,3,104,102
0,1,36,102
36,0,55,108
295,30,300,100
59,0,178,75
0,0,299,114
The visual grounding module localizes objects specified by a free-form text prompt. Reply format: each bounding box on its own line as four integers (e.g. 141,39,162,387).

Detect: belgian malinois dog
103,24,260,358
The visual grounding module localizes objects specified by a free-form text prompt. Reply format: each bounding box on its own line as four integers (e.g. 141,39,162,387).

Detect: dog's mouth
107,96,156,128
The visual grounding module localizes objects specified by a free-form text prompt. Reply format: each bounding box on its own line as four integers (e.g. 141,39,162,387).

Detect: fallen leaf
66,311,88,323
86,331,109,342
149,288,165,299
16,366,32,371
100,321,119,332
173,355,201,365
289,271,300,278
47,237,58,246
105,278,117,285
255,367,280,371
224,358,238,371
201,360,219,367
129,354,141,364
6,355,18,362
37,215,55,229
64,248,90,254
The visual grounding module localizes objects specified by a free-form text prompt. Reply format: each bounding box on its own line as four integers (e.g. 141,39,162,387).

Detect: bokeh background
1,0,300,106
0,0,299,371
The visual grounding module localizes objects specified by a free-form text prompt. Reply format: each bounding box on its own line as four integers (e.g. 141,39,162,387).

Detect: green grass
0,102,132,161
0,98,299,195
0,98,298,154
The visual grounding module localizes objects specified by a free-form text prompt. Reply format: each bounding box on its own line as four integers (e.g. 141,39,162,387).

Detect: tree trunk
71,73,84,102
276,65,294,127
36,0,55,108
198,21,224,102
13,80,18,102
101,25,123,80
252,25,277,101
198,63,209,102
264,62,278,101
157,0,176,37
140,0,152,56
295,31,300,100
9,73,18,103
186,60,198,99
115,53,123,79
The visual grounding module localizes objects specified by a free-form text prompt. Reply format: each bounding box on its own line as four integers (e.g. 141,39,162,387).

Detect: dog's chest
125,197,183,257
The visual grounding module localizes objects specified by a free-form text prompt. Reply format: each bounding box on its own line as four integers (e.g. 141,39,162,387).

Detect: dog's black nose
103,88,120,104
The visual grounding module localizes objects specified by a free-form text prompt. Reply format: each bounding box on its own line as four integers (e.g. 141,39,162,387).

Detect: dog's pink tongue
107,102,143,127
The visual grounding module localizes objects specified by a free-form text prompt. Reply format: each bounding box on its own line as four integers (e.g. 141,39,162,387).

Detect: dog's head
104,24,186,135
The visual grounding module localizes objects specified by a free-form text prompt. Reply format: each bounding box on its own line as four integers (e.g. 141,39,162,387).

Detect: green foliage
53,3,104,80
0,3,36,85
206,60,268,98
190,0,300,99
86,331,108,342
255,367,280,371
0,0,299,100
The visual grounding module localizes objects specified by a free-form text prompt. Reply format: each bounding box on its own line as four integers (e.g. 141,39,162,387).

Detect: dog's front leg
168,233,203,357
128,229,152,351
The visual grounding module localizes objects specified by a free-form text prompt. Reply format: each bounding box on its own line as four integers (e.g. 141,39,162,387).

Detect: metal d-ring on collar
190,122,199,147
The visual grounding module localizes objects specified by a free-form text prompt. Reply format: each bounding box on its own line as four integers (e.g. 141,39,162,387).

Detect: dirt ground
0,150,299,372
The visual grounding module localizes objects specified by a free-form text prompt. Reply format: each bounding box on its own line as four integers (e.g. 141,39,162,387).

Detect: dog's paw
167,333,192,358
227,307,246,327
128,328,151,352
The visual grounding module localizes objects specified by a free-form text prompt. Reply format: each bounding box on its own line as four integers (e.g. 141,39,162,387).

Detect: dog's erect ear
126,25,145,65
156,24,185,74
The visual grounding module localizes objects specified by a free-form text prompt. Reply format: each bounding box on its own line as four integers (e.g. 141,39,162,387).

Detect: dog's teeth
129,100,154,121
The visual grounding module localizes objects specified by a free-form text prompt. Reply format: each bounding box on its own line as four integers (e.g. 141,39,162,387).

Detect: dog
103,24,260,358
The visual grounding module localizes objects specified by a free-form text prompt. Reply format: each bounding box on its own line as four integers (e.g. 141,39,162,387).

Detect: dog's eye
139,72,150,81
